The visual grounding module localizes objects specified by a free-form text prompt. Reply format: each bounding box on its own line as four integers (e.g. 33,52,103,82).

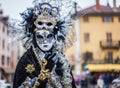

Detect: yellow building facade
66,1,120,72
80,15,120,60
80,15,120,71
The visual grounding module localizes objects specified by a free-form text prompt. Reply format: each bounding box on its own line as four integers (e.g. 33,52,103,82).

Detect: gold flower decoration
25,64,35,74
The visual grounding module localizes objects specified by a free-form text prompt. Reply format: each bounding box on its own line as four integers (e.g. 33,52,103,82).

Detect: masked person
13,0,76,88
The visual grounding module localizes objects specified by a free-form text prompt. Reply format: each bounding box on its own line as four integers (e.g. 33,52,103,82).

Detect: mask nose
43,40,47,43
42,27,47,30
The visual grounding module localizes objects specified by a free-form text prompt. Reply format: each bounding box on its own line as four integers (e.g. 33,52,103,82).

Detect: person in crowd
103,73,110,88
97,75,104,88
90,74,97,88
80,75,88,88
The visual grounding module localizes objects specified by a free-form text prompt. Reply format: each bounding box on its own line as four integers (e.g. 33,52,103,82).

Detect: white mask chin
35,30,55,51
38,43,54,51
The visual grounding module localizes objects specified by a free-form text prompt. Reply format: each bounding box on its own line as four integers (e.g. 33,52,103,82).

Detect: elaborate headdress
34,3,59,25
9,0,76,50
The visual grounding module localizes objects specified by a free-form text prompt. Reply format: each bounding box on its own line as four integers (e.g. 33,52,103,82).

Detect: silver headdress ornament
34,4,59,21
9,0,76,50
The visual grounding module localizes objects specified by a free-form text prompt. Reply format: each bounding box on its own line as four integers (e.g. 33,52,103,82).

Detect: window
118,17,120,22
106,33,112,45
2,39,5,49
83,51,93,61
2,55,5,65
11,61,14,68
84,33,90,42
7,57,10,66
2,26,5,33
103,17,113,22
108,52,113,63
83,16,89,22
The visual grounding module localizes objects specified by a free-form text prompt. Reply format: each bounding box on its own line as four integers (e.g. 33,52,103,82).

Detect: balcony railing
86,60,104,64
86,58,120,64
100,40,119,50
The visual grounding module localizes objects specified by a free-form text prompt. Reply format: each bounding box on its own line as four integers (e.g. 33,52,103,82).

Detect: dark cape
13,47,76,88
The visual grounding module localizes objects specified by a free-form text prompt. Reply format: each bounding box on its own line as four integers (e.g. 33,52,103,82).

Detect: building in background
66,0,120,74
79,0,120,73
0,6,18,83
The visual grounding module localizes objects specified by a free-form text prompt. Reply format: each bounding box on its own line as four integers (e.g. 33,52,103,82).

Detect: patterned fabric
13,47,76,88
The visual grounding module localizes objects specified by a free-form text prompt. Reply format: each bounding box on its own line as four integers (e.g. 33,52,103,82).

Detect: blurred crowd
74,72,120,88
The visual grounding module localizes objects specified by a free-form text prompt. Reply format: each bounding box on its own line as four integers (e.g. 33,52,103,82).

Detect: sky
0,0,120,20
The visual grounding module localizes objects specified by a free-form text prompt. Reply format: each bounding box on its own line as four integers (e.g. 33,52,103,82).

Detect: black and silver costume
13,0,76,88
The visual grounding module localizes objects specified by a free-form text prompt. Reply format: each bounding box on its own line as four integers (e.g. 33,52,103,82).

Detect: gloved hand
44,53,58,72
18,77,37,88
55,61,63,76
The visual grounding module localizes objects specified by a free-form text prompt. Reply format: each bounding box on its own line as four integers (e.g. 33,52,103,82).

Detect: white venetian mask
35,30,55,51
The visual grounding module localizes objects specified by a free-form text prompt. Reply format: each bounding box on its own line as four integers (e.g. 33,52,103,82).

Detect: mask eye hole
36,35,43,39
47,22,53,26
47,34,53,39
38,21,43,25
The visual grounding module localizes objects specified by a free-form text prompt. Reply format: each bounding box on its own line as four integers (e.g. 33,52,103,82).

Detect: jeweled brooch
25,64,35,73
